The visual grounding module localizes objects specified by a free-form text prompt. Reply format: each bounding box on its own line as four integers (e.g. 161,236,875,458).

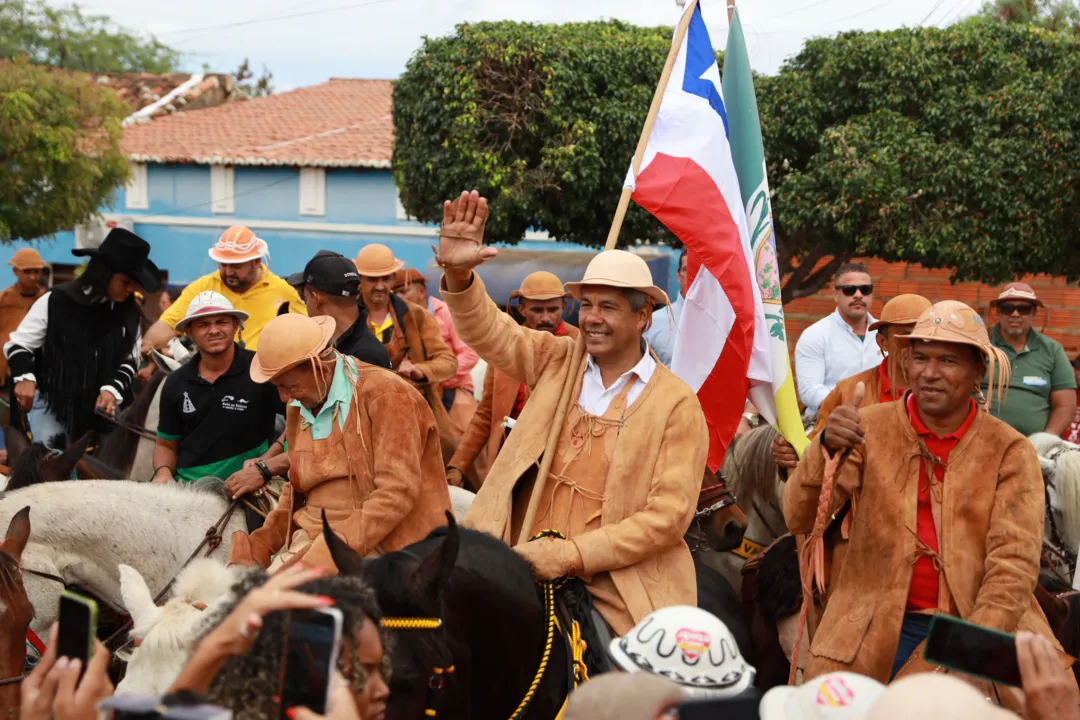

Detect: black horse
324,513,752,720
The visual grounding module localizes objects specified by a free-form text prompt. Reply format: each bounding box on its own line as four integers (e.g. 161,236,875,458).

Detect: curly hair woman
171,565,390,720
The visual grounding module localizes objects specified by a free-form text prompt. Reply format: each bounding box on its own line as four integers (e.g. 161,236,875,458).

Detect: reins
94,408,158,441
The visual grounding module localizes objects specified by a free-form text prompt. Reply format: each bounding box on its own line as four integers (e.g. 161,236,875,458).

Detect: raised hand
822,382,865,451
435,190,497,272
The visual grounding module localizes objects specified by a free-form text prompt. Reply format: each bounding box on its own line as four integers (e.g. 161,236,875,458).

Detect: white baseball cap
608,605,755,698
760,671,885,720
175,291,249,332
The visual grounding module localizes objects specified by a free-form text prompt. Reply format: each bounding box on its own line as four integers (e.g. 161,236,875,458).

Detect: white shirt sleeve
794,321,830,412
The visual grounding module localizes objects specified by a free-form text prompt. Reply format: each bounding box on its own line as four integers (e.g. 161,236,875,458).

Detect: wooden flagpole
515,0,702,545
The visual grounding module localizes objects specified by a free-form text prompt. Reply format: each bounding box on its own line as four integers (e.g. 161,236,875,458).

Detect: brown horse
689,467,748,554
1035,584,1080,685
0,507,33,718
3,427,95,491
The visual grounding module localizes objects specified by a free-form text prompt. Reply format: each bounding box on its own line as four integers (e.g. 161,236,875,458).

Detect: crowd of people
3,189,1079,719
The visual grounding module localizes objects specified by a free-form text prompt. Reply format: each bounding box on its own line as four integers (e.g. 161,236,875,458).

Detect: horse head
324,511,462,720
0,507,33,705
117,559,234,695
5,430,95,491
698,467,747,553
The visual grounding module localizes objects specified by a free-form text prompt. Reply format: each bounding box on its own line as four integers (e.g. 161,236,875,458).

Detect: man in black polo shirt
152,291,283,485
287,250,390,369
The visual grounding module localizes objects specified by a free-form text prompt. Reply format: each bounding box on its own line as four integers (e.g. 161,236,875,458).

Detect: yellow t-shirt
160,270,307,350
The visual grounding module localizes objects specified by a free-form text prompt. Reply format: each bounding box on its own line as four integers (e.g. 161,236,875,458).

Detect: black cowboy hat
72,228,161,293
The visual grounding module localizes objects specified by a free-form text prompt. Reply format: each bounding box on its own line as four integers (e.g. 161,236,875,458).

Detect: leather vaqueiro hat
354,243,405,278
71,228,161,293
565,250,669,308
867,294,932,331
250,313,336,383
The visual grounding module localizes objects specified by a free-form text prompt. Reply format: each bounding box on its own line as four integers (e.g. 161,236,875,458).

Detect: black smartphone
279,608,343,718
56,590,98,679
677,695,760,720
923,615,1022,687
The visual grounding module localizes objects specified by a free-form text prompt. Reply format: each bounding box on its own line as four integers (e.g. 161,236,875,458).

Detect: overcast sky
77,0,983,90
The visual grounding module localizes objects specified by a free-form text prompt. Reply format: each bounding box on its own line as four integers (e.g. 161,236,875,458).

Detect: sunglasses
998,303,1035,316
837,284,873,297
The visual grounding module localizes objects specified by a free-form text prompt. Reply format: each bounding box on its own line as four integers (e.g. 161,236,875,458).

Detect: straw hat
250,314,336,383
896,300,1011,408
511,271,569,302
868,294,932,331
565,250,669,307
759,671,885,720
9,249,46,271
989,281,1043,308
208,226,268,264
174,291,249,332
392,267,426,292
354,244,405,278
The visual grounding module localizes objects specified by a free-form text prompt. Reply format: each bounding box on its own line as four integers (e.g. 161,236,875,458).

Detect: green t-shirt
983,326,1076,436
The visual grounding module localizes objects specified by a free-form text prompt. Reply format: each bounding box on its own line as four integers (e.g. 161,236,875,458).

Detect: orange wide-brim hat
9,248,46,270
392,267,426,292
250,314,336,383
565,250,669,307
355,243,405,278
209,226,268,264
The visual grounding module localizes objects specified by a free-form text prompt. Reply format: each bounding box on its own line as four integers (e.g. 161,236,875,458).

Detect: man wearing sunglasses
985,282,1076,437
795,263,883,414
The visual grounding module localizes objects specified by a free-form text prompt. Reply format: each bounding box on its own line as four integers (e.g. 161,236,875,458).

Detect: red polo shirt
905,393,978,611
878,360,900,403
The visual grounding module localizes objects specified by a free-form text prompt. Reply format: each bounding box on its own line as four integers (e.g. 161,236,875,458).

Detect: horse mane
1030,432,1080,550
0,548,21,598
724,423,781,509
755,535,802,624
93,371,166,472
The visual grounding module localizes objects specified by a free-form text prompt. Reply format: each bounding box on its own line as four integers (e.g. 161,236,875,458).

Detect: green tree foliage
762,22,1080,297
0,58,131,242
393,20,675,246
971,0,1080,33
0,0,180,73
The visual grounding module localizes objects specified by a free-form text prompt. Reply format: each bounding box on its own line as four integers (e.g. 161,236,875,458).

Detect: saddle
552,578,614,679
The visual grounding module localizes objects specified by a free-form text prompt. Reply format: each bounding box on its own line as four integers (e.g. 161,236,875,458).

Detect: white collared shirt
579,344,657,415
794,309,881,413
642,294,684,368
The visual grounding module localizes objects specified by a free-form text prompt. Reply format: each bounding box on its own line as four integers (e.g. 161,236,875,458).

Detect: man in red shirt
445,271,578,489
785,301,1074,700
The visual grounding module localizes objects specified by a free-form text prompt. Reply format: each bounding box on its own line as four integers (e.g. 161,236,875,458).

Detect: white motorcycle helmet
608,605,755,698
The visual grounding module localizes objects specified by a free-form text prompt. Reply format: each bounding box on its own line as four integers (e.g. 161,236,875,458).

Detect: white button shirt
794,309,881,413
579,345,657,415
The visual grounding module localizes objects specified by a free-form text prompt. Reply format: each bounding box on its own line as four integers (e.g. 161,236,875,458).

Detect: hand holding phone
280,607,344,719
57,590,98,679
923,615,1022,687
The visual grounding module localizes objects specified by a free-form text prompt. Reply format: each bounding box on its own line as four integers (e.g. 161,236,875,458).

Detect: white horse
0,480,245,634
1029,433,1080,571
117,559,238,695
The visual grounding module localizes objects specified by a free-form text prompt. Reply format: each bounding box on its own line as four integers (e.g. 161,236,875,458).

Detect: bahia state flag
624,0,772,469
722,5,808,456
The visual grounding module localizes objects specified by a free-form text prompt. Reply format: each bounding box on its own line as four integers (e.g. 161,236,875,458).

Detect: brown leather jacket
0,284,43,379
786,399,1070,687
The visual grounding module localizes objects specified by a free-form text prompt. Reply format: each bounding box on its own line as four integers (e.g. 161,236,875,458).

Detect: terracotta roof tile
120,78,393,168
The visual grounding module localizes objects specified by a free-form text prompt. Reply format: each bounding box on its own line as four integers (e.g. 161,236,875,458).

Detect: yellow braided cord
508,583,556,720
569,620,590,686
424,710,436,717
554,696,568,720
380,617,443,630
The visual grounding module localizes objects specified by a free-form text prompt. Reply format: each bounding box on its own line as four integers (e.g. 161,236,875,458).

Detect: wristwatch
254,460,272,483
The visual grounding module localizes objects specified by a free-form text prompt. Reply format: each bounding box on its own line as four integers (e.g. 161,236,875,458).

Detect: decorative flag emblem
815,676,856,707
675,628,711,662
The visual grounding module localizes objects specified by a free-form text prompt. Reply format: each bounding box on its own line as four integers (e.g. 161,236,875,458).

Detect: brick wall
784,259,1080,356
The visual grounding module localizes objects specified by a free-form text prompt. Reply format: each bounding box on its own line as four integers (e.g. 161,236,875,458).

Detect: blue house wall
2,164,680,295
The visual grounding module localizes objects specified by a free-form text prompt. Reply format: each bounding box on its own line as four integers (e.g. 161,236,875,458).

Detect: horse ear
120,564,160,630
411,511,459,603
46,431,95,482
322,510,365,576
0,506,31,562
4,426,30,467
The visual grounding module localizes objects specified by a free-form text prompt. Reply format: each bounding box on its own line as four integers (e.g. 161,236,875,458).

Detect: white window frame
299,167,326,216
210,165,235,214
125,163,149,210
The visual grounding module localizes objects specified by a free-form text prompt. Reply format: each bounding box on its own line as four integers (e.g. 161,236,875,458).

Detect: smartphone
57,590,98,678
923,615,1022,687
677,695,760,720
279,607,343,718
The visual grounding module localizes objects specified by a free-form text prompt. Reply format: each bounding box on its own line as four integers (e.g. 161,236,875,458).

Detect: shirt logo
182,392,196,414
221,395,249,412
1022,376,1049,387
